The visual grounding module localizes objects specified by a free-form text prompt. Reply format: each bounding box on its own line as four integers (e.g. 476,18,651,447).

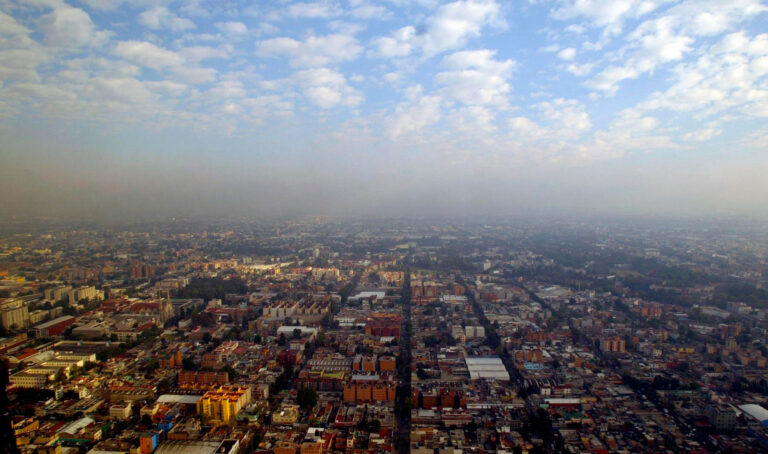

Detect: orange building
343,375,396,403
196,385,251,423
178,370,229,388
378,355,396,372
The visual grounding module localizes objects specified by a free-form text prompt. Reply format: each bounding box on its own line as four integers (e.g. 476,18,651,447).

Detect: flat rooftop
465,356,510,381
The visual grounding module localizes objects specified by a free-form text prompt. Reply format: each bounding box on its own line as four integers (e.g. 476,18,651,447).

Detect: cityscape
1,218,768,453
2,0,768,453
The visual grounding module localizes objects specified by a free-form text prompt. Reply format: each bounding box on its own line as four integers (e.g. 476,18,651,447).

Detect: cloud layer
0,0,767,220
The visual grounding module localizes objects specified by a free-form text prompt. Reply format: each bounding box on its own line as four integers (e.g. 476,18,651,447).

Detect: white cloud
216,21,247,36
0,11,47,82
387,90,443,137
535,98,592,137
284,1,342,19
0,11,30,35
0,48,49,81
38,6,109,48
564,62,594,76
587,16,693,93
508,116,547,140
540,44,560,53
138,6,195,32
584,0,767,93
449,105,496,133
292,68,363,108
678,0,767,37
145,80,188,97
422,0,504,55
370,26,415,58
350,4,393,19
371,0,503,58
169,66,216,84
557,47,576,60
683,127,721,141
113,41,184,70
257,33,362,67
78,0,175,11
240,95,294,120
638,32,768,119
382,72,402,83
208,80,246,99
435,49,515,106
94,77,156,104
580,108,681,158
112,41,217,84
180,45,231,63
551,0,672,31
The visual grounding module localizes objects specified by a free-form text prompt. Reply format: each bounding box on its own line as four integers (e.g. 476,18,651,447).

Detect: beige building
68,286,102,304
9,372,50,388
109,403,133,420
44,285,72,303
1,298,30,330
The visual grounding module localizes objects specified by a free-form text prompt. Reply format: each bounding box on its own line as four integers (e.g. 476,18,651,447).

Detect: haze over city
1,0,768,220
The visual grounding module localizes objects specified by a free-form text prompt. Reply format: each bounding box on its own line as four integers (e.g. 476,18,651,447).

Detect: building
342,375,396,403
600,337,626,353
109,403,133,420
276,325,318,338
464,326,485,339
196,385,251,423
72,323,108,339
465,357,510,381
9,371,49,388
69,286,102,304
32,316,76,337
706,405,737,431
139,432,160,454
378,355,396,372
155,440,239,454
44,286,72,303
272,404,300,425
739,404,768,427
178,370,229,387
1,298,30,330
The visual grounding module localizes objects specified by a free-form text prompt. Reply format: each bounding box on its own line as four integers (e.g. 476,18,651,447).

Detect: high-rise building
0,299,29,331
196,385,251,423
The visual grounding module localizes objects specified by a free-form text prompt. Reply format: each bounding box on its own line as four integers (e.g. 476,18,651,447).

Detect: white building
109,403,133,420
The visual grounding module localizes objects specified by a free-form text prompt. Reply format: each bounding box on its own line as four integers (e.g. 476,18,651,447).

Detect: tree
144,358,159,374
360,419,381,432
220,365,237,381
157,378,171,394
297,387,318,411
202,332,212,344
182,357,196,371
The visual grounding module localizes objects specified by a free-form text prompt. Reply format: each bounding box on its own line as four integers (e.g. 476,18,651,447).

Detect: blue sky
1,0,768,219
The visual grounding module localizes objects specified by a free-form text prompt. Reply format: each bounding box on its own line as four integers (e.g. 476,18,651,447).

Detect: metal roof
739,404,768,423
157,394,202,405
465,356,509,381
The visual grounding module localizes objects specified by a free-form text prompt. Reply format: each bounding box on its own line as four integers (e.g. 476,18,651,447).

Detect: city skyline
1,0,768,220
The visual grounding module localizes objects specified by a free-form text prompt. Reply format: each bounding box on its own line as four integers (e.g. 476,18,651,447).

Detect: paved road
395,271,412,454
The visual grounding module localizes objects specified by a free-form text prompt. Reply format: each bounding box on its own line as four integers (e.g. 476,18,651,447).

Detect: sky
1,0,767,221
